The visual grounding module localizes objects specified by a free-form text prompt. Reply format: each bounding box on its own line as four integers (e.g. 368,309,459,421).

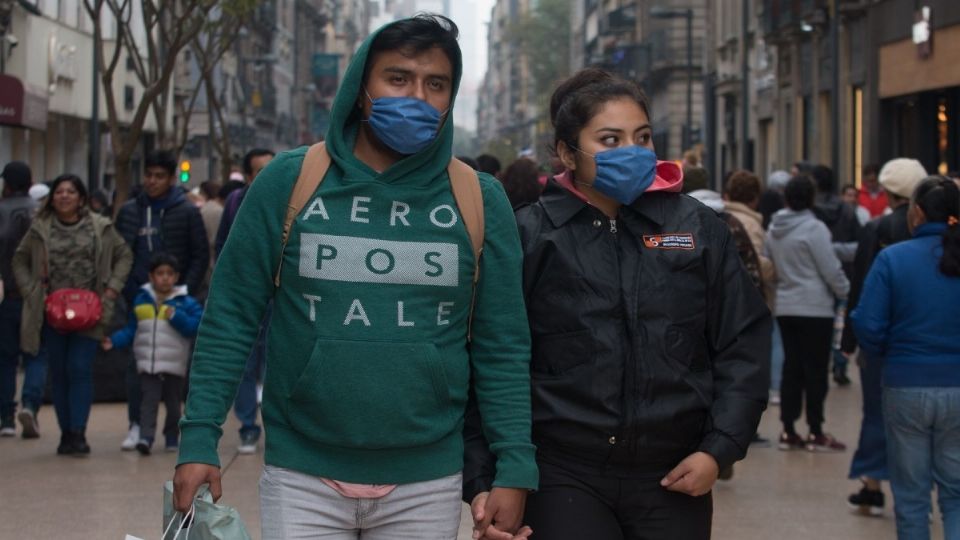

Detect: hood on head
324,17,463,183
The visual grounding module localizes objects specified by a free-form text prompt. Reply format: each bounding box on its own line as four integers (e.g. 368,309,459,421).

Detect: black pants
777,316,833,434
525,460,713,540
139,373,183,443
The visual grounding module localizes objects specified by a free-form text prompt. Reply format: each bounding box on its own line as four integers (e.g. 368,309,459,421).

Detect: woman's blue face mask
576,145,657,205
363,90,448,155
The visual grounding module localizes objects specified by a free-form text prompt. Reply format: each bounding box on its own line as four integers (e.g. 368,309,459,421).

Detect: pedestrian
211,148,275,454
499,158,542,208
843,158,927,517
852,175,960,540
857,164,887,219
12,174,132,455
102,253,202,455
765,175,850,452
0,161,44,438
172,14,537,540
197,180,223,301
115,149,209,451
475,154,502,179
843,183,872,225
759,169,790,230
464,67,770,540
723,170,775,297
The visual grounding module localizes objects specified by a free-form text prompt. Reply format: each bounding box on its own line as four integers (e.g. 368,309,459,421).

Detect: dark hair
144,150,177,177
242,148,275,176
725,170,762,204
149,252,180,273
784,175,816,211
456,156,479,171
218,181,244,201
842,183,858,194
793,161,814,175
500,158,543,208
2,161,32,192
364,14,460,84
811,164,835,194
475,154,502,176
43,174,88,215
682,167,709,194
912,176,960,277
199,180,221,200
863,164,880,177
550,68,650,154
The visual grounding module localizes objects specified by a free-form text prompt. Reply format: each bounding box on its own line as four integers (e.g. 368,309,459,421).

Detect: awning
0,74,49,130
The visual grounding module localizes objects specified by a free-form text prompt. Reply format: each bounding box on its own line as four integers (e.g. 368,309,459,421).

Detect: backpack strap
275,143,331,287
447,158,485,342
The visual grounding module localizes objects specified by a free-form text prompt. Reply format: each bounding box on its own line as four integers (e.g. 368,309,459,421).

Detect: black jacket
840,204,911,353
0,194,37,299
116,188,209,300
463,182,771,501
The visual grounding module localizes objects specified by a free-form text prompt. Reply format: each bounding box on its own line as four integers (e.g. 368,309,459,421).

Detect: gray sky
452,0,493,133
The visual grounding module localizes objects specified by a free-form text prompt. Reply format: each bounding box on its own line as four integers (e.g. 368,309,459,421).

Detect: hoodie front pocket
286,338,456,449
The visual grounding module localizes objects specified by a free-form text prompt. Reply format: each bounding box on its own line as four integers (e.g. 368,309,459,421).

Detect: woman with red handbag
12,174,132,455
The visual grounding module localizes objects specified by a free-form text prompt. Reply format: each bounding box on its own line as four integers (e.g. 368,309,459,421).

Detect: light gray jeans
259,465,463,540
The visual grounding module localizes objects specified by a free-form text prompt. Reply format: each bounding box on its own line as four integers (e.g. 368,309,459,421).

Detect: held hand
472,488,529,539
103,288,119,300
101,337,113,351
172,463,222,513
660,451,719,497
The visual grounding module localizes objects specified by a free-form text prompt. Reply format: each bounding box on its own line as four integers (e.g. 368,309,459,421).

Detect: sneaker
71,432,90,456
0,417,15,437
18,408,39,439
769,390,781,406
778,432,805,451
833,367,852,386
806,433,846,452
164,435,179,453
135,438,152,456
848,485,885,516
238,431,260,455
121,424,140,451
57,433,74,455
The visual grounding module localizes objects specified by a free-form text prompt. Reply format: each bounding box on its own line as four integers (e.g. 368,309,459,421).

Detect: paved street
0,370,946,539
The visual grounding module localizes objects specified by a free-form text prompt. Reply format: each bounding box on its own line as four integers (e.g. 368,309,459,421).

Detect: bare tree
82,0,242,210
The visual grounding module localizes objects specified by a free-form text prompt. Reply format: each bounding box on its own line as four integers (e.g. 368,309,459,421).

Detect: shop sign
913,6,933,59
0,74,50,130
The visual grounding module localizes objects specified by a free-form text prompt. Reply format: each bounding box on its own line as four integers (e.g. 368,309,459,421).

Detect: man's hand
100,337,113,351
660,451,719,497
471,488,531,540
172,463,221,513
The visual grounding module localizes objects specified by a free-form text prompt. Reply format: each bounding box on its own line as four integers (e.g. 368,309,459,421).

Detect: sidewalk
0,370,944,539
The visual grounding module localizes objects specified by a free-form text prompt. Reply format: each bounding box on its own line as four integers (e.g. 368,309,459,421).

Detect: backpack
274,142,485,339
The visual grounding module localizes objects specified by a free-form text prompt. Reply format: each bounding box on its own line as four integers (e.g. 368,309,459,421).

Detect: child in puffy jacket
103,253,202,455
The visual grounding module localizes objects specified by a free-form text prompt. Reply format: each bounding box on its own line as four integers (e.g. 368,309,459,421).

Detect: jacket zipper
146,206,153,252
150,300,159,374
609,218,618,234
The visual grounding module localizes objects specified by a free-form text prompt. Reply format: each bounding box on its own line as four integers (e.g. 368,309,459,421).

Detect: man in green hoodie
172,14,537,539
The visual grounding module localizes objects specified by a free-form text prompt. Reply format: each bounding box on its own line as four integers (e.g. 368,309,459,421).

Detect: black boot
57,432,75,455
71,431,90,456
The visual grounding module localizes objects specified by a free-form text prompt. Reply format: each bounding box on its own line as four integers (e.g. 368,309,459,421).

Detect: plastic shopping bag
161,480,252,540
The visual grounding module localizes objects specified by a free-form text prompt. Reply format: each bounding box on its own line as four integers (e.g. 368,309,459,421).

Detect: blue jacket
111,284,203,376
851,223,960,387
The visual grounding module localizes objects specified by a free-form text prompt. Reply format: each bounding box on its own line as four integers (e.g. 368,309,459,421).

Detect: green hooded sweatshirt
178,18,538,490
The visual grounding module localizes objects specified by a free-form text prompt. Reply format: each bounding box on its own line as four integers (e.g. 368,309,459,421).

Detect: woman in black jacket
464,68,771,540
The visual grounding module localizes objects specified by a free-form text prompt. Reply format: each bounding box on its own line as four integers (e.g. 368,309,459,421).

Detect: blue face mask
578,145,657,205
364,91,446,155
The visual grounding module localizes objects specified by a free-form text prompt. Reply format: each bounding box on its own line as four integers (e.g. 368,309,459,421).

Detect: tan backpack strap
275,143,331,286
447,157,485,341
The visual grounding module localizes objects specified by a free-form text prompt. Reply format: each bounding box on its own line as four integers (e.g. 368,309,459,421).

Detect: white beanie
879,158,927,199
28,183,50,202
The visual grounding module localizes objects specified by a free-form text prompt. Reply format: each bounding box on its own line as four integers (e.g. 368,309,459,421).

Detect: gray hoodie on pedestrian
764,208,849,318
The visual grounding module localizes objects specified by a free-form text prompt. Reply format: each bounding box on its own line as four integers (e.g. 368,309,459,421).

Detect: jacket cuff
697,431,744,471
490,444,539,492
106,277,126,293
176,424,222,468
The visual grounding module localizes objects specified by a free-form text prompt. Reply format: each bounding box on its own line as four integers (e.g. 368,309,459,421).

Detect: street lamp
650,6,694,153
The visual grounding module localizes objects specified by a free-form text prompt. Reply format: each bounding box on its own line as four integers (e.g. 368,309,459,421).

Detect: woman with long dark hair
12,174,131,456
465,68,770,539
852,176,960,540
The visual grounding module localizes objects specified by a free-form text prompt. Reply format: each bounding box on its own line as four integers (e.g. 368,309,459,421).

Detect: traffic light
179,160,191,183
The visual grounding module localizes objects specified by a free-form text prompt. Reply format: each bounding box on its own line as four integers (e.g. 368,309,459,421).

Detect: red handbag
45,289,102,333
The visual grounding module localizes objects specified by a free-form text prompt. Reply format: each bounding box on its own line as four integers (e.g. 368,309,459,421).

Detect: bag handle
162,503,195,540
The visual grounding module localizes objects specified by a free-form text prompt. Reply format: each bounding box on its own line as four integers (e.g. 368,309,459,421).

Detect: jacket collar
540,176,668,228
142,283,188,303
914,222,948,238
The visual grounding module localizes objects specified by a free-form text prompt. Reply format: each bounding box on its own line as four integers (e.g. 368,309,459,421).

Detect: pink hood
552,160,685,202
